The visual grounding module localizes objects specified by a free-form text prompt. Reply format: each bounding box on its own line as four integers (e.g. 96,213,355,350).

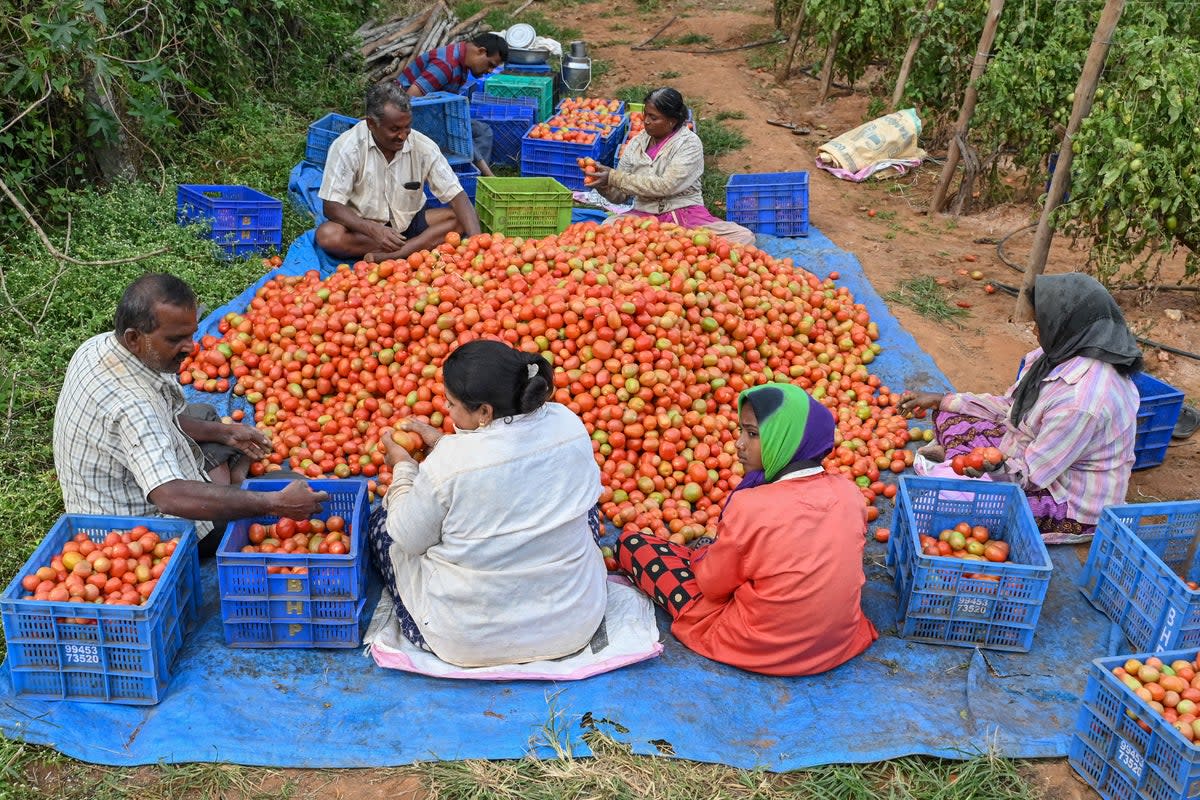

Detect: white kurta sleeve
384,462,447,555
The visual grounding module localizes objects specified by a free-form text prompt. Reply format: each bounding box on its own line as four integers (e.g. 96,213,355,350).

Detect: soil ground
25,0,1199,795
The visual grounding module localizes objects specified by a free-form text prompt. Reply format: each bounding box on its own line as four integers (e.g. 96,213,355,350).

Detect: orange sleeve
692,500,750,601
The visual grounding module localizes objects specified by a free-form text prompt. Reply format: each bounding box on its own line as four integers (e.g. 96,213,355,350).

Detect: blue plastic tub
886,476,1053,652
411,91,473,164
471,94,538,167
520,125,603,191
1071,647,1200,800
216,478,369,648
1079,500,1200,653
305,112,358,167
725,171,810,237
1132,372,1185,470
176,184,284,260
0,515,200,704
425,161,481,208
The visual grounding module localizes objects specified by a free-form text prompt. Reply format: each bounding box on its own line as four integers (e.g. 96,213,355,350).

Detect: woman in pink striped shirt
899,273,1143,543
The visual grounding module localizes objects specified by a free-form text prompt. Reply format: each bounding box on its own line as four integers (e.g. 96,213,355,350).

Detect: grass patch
696,113,749,159
668,32,713,46
0,731,1045,800
615,84,657,103
660,70,682,79
591,58,613,84
716,110,747,121
884,276,971,325
748,42,784,71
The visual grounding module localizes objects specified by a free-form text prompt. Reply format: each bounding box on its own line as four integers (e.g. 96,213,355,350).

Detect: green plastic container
475,177,573,238
483,74,555,122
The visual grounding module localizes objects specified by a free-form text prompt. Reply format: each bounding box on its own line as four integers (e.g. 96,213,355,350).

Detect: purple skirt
933,410,1095,543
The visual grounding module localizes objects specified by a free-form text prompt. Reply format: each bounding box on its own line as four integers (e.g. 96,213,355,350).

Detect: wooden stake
776,0,808,83
1014,0,1126,320
929,0,1005,213
891,0,938,109
817,26,842,103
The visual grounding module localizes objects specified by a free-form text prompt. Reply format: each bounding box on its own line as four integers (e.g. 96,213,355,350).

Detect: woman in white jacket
368,339,607,667
590,87,755,246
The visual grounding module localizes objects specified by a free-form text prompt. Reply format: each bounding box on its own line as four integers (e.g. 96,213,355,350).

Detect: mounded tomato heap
241,514,351,573
180,220,914,544
19,526,183,619
1114,654,1200,741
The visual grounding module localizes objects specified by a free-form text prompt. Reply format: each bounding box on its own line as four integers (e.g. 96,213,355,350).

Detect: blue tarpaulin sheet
0,226,1122,770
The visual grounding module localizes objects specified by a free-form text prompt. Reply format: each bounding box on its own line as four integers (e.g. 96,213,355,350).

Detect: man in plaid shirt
53,274,329,556
398,32,508,176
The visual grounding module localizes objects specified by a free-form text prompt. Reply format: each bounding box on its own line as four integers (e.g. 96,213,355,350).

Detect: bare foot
917,443,946,462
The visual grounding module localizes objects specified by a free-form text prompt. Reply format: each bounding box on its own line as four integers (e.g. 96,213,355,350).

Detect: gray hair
366,83,412,121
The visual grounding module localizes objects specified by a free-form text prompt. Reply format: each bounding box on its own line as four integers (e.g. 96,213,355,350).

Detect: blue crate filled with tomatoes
551,97,628,167
886,476,1053,652
1071,648,1200,800
216,478,369,648
520,124,604,191
1079,501,1200,654
0,515,200,704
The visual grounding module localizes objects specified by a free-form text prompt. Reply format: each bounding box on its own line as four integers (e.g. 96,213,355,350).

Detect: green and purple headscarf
734,383,836,492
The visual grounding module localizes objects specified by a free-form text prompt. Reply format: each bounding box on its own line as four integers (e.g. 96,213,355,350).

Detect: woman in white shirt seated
368,339,607,667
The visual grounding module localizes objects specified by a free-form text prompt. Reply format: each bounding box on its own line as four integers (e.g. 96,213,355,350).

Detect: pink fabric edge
369,573,659,681
369,642,665,681
814,158,923,183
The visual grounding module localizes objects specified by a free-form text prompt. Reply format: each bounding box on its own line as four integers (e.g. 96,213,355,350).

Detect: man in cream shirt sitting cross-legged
316,82,481,264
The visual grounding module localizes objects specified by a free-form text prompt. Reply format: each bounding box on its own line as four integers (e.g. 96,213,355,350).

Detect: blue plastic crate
216,478,369,648
520,126,603,190
1070,648,1200,800
472,94,538,167
425,161,480,208
1133,373,1185,470
885,476,1053,652
411,91,473,164
176,184,284,260
305,112,359,167
0,515,200,704
1079,501,1200,653
599,118,629,167
725,171,810,237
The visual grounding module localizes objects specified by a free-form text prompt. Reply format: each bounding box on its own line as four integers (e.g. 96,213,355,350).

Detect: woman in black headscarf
899,273,1143,542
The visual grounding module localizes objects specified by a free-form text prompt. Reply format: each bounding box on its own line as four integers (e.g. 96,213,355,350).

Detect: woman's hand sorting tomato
897,391,944,419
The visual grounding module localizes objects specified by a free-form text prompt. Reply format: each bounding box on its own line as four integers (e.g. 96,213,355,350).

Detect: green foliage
795,0,1199,280
804,0,910,87
0,180,264,646
0,0,366,216
1058,11,1200,282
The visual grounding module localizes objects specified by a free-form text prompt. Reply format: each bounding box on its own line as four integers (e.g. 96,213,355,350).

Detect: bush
0,0,367,221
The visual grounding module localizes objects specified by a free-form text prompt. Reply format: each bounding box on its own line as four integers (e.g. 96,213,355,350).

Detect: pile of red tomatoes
180,221,916,544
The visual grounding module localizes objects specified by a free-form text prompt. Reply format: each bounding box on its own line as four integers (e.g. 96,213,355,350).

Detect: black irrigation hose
993,224,1200,362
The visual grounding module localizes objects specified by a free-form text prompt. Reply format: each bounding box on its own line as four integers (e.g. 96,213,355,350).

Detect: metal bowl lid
505,23,536,49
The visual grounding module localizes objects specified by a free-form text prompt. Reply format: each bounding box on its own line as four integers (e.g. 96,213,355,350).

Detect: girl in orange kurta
616,383,878,676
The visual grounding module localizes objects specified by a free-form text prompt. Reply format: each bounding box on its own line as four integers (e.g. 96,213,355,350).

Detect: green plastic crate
475,177,572,238
484,75,554,122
